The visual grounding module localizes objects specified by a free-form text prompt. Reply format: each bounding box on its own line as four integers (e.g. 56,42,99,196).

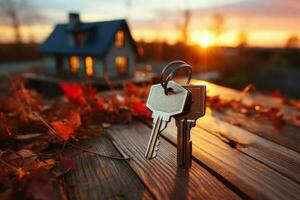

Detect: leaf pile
0,76,151,200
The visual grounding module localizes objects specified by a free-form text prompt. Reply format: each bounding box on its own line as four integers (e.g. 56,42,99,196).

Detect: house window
85,56,94,76
115,30,124,47
70,56,80,74
74,32,84,46
115,56,128,74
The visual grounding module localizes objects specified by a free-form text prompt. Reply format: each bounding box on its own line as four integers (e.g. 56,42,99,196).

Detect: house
39,13,137,79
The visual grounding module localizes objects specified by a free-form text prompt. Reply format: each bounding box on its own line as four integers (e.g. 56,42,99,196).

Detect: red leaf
51,111,82,141
84,86,97,98
59,83,88,107
95,97,106,109
67,111,81,129
51,121,74,141
131,102,152,118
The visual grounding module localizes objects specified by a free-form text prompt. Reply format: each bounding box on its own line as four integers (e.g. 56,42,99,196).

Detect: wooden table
64,81,300,200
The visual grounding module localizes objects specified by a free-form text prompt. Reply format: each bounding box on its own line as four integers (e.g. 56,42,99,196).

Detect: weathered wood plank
196,114,300,183
210,110,300,152
65,135,153,200
189,80,300,152
164,121,300,200
107,122,241,200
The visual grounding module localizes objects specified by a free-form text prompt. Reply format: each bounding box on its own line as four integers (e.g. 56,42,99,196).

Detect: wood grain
107,122,241,200
210,110,300,152
164,121,300,200
65,135,153,200
196,114,300,183
190,80,300,152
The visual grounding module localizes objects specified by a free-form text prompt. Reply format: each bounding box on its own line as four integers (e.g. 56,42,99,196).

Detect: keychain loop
160,61,192,95
160,60,186,88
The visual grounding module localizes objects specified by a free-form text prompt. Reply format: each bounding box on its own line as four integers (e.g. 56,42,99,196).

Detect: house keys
145,60,206,168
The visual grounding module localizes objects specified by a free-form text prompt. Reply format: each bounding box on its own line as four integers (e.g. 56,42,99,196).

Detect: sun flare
191,31,214,48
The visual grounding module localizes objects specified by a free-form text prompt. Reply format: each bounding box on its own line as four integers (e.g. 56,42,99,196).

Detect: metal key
175,85,206,168
145,81,189,159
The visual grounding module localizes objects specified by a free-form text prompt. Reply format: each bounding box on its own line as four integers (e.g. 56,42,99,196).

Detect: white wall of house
105,28,136,79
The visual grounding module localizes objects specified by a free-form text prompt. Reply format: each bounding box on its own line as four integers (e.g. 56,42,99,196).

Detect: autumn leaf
17,168,26,179
131,102,152,118
67,111,82,129
95,96,107,109
34,159,55,170
51,111,82,141
51,121,74,141
242,83,256,93
59,83,88,107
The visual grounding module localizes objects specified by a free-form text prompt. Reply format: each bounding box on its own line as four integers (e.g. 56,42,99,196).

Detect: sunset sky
0,0,300,47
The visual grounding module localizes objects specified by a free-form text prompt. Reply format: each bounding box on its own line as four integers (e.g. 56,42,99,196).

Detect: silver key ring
160,60,186,86
160,62,192,95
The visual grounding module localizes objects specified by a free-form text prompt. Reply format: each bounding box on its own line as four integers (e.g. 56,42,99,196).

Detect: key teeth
152,152,157,158
155,136,160,150
150,137,160,159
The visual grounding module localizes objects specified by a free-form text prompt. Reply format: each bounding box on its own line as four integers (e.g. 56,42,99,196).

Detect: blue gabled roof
39,19,135,56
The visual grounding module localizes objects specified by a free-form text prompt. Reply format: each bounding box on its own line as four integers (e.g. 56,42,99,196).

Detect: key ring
160,62,192,95
160,60,186,86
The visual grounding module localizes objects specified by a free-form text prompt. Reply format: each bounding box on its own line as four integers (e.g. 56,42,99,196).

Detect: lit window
115,30,124,47
70,56,79,74
115,56,128,74
85,56,94,76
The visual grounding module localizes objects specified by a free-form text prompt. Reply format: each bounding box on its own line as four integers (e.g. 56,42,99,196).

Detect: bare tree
174,0,190,44
0,0,28,43
286,35,299,48
211,13,225,45
182,1,190,44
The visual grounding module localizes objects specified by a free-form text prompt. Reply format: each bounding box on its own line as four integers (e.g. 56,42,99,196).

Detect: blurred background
0,0,299,98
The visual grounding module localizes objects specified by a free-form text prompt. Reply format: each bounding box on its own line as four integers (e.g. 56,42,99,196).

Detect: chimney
69,12,80,28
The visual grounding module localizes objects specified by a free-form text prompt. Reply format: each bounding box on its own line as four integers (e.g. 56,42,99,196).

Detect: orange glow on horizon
192,31,215,47
0,24,299,48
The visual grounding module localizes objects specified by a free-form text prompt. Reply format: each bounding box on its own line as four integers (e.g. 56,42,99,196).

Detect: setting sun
191,31,215,48
198,36,213,47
